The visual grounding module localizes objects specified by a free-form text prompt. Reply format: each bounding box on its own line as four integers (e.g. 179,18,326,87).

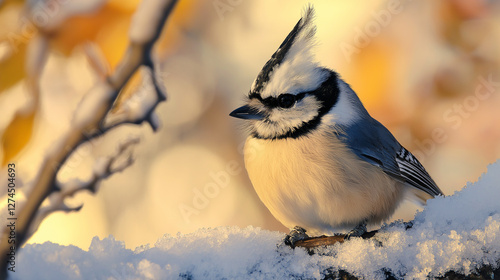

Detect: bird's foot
345,221,367,240
284,226,309,248
403,220,414,230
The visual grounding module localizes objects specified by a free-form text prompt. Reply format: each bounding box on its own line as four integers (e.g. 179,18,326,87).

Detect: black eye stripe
249,92,309,108
248,92,261,100
250,71,340,140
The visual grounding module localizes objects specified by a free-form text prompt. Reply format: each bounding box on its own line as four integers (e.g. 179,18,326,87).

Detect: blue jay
230,7,443,245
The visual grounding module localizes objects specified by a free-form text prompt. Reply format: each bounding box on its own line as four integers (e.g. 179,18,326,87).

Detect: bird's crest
251,6,325,99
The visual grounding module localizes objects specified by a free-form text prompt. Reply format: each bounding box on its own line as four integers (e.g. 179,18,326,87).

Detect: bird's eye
277,94,296,108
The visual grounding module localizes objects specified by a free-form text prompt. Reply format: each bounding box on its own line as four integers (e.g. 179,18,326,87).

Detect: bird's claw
403,220,414,230
284,226,309,248
344,221,367,240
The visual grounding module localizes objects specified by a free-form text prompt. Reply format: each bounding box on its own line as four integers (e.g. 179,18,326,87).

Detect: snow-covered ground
11,160,500,279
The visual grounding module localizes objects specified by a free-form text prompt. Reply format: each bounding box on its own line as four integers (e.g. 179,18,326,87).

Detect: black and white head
230,7,366,140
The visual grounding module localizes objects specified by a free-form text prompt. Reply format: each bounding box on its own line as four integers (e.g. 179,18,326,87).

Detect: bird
229,7,443,245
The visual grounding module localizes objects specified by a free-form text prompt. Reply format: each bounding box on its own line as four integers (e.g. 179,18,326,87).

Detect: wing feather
395,147,443,197
337,117,443,198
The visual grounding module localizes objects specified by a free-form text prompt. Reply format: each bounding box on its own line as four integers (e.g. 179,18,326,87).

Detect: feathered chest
243,131,358,206
242,130,403,234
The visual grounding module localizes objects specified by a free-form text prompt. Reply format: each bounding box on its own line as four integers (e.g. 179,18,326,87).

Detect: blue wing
336,117,443,197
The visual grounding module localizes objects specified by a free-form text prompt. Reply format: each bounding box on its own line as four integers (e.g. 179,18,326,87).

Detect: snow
103,66,160,130
12,160,500,279
92,156,110,179
72,81,114,129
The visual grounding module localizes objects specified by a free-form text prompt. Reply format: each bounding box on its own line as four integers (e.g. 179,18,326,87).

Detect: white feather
244,126,406,236
252,95,321,139
258,8,328,99
324,79,363,126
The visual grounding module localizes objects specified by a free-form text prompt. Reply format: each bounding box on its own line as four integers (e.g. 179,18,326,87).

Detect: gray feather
337,116,443,198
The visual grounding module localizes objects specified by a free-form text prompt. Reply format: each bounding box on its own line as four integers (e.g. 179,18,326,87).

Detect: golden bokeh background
1,0,499,250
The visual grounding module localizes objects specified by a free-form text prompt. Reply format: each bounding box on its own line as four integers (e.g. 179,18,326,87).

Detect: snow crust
71,81,114,129
13,160,500,279
103,66,160,129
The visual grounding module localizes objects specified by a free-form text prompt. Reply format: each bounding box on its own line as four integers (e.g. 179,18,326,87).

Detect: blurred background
1,0,499,250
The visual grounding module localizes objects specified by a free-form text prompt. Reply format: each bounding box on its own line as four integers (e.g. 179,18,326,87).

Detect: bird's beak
229,105,264,120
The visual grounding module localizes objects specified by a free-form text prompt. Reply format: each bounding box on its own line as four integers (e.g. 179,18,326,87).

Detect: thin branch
293,221,414,252
294,231,378,251
0,0,179,278
84,43,111,80
102,65,165,133
28,138,139,237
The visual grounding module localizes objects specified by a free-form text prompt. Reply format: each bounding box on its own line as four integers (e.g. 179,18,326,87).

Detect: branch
0,0,179,278
28,137,139,237
294,230,378,251
294,222,414,252
102,66,165,132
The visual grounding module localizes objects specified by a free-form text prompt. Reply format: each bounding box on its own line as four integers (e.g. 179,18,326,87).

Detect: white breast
244,129,405,236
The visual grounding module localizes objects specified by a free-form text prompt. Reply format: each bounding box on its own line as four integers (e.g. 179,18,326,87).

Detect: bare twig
84,43,111,80
0,0,179,278
28,138,139,237
102,66,165,132
294,230,378,250
293,221,415,252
